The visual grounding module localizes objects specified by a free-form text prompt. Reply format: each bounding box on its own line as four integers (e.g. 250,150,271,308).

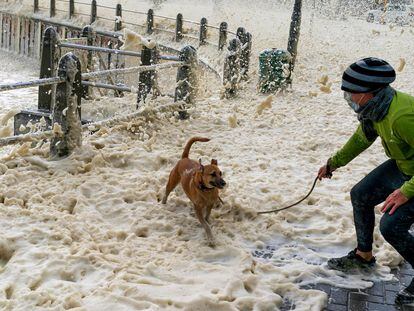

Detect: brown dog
162,137,226,246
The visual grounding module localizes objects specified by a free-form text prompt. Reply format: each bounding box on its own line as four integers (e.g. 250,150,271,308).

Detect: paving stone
399,264,414,276
280,299,294,311
348,294,368,311
367,302,399,311
301,284,315,290
400,275,413,286
315,283,331,294
326,303,347,311
366,282,384,296
385,282,402,292
329,288,348,305
402,305,414,311
349,292,371,302
385,290,398,305
366,294,384,304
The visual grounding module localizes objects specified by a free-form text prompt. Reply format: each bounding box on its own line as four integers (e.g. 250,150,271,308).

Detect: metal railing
33,0,241,48
0,25,199,155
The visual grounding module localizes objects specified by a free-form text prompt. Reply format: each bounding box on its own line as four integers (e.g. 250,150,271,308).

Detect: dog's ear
211,159,218,165
198,159,204,173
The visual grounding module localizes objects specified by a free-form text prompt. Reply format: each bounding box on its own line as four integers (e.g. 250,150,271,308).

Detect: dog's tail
182,137,210,159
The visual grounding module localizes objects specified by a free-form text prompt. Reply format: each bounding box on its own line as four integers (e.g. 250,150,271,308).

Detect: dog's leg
162,166,180,204
205,206,212,224
195,206,215,246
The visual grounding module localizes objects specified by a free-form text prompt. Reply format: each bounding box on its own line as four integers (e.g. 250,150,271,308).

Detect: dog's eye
211,172,216,177
219,172,222,176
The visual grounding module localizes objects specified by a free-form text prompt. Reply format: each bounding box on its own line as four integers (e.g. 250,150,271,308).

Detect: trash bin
259,49,292,93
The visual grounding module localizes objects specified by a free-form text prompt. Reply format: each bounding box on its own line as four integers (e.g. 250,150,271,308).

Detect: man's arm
393,115,414,199
329,124,377,170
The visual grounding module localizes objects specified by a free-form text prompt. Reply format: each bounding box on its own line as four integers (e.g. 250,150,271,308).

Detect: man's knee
350,184,365,207
380,215,398,242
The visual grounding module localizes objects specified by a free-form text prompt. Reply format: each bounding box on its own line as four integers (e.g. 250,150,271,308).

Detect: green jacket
330,91,414,198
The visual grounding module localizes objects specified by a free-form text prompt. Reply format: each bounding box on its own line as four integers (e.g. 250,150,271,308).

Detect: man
318,57,414,305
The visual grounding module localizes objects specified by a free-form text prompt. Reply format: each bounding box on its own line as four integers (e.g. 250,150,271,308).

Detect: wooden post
236,27,246,65
236,27,250,80
223,38,241,98
218,22,227,50
82,25,94,98
82,26,94,71
50,53,82,159
90,0,97,24
147,9,154,34
175,45,198,119
6,15,13,51
69,0,75,19
287,0,302,74
199,17,207,46
39,27,58,112
107,41,113,69
115,4,122,31
175,13,183,42
35,21,42,59
114,4,124,97
20,18,25,55
29,20,35,57
137,44,158,107
243,32,252,79
0,14,3,49
34,0,39,13
50,0,56,18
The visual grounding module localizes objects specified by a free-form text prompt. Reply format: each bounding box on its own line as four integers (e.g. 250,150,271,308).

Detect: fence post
137,44,158,108
287,0,302,76
175,13,183,42
50,53,82,159
223,38,241,98
218,22,227,50
34,0,39,13
82,26,94,72
69,0,75,19
115,3,122,31
236,27,246,74
244,32,252,79
175,45,198,119
199,17,207,46
81,25,94,98
147,9,154,34
236,27,251,80
50,0,56,18
39,27,58,112
90,0,97,24
114,4,124,97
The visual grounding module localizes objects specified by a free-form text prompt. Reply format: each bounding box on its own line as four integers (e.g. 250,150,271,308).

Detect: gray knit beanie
341,57,396,93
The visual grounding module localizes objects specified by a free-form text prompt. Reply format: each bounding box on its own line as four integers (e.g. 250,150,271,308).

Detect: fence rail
30,0,245,51
0,2,254,157
0,77,64,92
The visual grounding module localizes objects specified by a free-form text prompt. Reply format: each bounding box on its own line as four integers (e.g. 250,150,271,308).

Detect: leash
257,176,319,215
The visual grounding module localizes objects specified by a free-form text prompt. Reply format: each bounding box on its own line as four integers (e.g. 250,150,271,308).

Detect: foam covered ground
0,0,413,310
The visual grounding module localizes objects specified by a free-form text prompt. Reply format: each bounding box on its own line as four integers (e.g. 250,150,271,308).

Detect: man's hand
381,189,409,215
318,159,335,180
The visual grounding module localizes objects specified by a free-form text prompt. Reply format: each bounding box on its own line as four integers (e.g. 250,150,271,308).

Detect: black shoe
327,249,376,272
395,288,414,305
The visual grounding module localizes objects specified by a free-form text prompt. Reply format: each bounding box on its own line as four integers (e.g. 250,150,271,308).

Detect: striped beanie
341,57,396,93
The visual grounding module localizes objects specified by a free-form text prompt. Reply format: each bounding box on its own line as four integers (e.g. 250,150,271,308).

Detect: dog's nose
220,180,226,187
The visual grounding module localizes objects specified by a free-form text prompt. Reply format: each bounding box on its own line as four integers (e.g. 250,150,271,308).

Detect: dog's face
198,159,226,189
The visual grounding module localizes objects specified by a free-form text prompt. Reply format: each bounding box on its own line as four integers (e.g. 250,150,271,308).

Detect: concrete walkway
252,248,414,310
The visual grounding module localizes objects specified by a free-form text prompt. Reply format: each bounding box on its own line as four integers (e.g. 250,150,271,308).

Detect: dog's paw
207,238,216,248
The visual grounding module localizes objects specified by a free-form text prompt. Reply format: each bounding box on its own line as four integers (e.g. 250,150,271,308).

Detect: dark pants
351,159,414,267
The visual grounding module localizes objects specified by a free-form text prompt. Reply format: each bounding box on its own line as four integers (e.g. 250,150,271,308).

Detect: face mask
344,92,361,113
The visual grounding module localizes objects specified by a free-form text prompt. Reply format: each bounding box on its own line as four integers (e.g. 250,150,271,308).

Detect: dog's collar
198,180,215,192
